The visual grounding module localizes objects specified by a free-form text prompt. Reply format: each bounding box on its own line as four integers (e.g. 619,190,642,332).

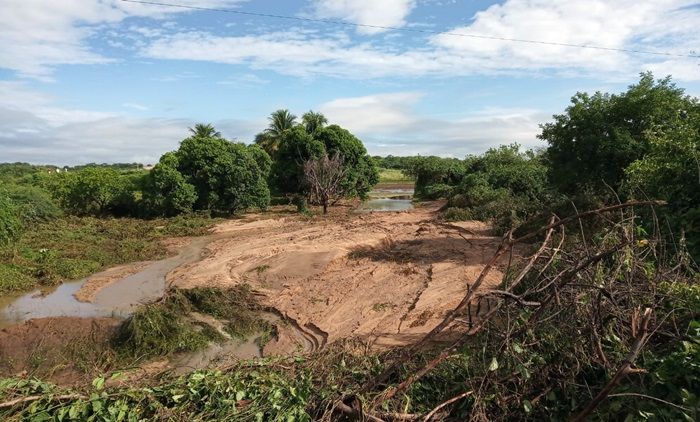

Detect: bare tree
303,152,348,214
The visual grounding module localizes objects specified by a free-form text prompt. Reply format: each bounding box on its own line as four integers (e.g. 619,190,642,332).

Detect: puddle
360,187,414,212
0,235,218,328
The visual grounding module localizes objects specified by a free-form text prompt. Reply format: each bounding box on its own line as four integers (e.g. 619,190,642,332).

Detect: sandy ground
168,203,509,350
74,261,153,302
0,203,512,384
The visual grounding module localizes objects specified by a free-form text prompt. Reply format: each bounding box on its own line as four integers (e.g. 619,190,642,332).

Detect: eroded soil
168,202,508,349
0,202,511,384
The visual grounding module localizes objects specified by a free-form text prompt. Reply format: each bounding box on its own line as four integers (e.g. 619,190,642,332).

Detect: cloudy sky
1,0,699,165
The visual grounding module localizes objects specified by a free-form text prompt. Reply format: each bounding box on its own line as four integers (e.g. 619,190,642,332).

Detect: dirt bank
166,203,510,349
0,317,120,385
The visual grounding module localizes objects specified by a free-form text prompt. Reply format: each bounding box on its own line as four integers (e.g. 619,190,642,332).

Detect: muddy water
361,187,414,212
0,235,217,328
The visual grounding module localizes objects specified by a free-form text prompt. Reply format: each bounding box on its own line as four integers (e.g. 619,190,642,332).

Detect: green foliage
0,215,216,293
255,109,298,155
174,135,270,214
315,125,379,200
408,156,466,199
301,110,328,135
272,124,378,206
112,286,271,360
273,126,325,196
0,368,312,421
188,122,222,138
3,184,63,223
541,72,697,194
52,167,139,216
141,152,197,216
0,191,21,247
625,110,700,259
372,155,420,171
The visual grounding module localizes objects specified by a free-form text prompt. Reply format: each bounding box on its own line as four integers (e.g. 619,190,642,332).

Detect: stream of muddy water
0,235,218,328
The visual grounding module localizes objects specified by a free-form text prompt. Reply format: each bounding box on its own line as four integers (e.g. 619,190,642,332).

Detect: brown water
360,187,414,212
0,235,217,328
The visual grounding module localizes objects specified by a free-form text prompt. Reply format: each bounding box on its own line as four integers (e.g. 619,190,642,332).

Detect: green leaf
488,357,499,371
92,377,105,390
523,400,532,413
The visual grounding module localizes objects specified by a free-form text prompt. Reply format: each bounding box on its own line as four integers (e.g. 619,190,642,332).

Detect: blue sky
1,0,699,165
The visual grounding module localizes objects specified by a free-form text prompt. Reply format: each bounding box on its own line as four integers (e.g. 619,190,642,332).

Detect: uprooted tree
303,152,347,214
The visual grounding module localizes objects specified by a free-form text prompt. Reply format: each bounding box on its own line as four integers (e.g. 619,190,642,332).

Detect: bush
409,156,465,199
442,207,473,221
435,145,551,232
52,167,137,216
3,184,62,223
0,192,21,247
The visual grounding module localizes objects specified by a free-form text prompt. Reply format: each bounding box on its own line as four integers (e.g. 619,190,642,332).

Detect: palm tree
188,123,221,138
302,110,328,135
254,132,276,155
255,109,297,155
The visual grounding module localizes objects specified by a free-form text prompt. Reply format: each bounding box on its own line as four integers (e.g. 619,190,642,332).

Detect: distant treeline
0,113,378,245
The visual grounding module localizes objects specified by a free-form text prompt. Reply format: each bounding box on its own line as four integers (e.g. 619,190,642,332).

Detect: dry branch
0,394,86,409
571,308,654,422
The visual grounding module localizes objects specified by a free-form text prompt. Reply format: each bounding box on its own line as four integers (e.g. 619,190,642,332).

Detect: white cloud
122,102,149,111
311,0,417,34
0,82,260,164
141,0,700,81
430,0,699,76
0,0,245,79
319,92,549,156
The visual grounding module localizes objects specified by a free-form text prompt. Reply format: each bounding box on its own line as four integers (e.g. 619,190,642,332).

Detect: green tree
255,109,297,155
141,152,197,216
408,156,466,199
188,123,222,138
301,110,328,135
56,167,133,216
175,134,270,214
625,106,700,258
540,72,694,195
272,124,378,211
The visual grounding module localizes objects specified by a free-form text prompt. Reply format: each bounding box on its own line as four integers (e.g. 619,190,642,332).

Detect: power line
120,0,699,59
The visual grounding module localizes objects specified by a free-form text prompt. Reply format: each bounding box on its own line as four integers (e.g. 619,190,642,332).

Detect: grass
378,168,414,184
0,214,219,294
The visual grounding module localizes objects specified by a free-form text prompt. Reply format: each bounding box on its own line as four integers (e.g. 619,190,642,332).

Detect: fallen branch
571,308,653,422
0,394,86,409
512,200,665,245
422,390,473,421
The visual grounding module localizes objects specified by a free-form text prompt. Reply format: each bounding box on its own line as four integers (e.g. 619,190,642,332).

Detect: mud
168,202,510,349
0,201,511,384
0,317,120,385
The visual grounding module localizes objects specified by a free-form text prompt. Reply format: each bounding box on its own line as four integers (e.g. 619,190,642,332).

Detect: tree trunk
323,202,328,214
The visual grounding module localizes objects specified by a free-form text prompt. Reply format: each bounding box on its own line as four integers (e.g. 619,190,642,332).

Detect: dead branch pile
330,200,699,421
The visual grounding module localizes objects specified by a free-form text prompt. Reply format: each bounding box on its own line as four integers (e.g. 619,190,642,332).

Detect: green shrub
0,264,34,293
0,192,21,247
443,207,473,221
3,184,62,223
